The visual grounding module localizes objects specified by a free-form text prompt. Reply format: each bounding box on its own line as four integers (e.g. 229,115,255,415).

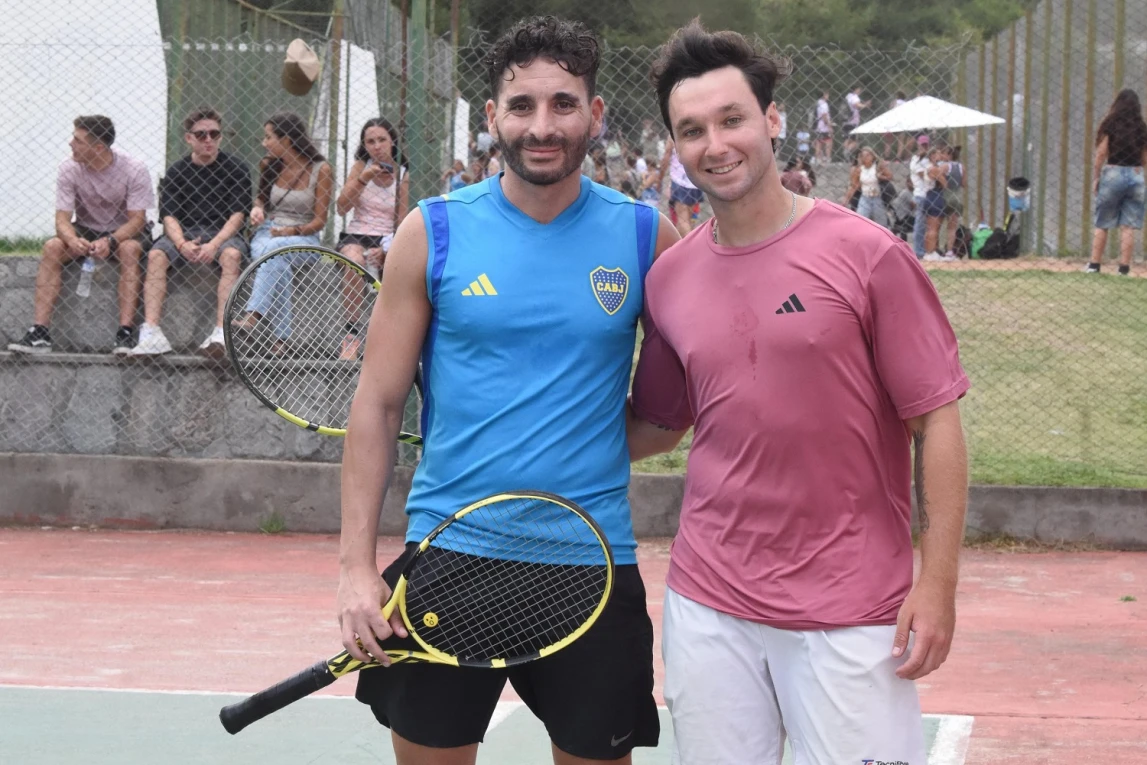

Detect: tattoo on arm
913,429,929,534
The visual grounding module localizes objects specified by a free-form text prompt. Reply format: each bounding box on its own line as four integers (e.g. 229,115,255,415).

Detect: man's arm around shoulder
337,207,430,665
628,212,688,461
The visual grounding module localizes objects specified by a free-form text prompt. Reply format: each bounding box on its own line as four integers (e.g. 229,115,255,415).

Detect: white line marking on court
928,714,974,765
487,701,526,733
2,684,976,763
0,683,357,699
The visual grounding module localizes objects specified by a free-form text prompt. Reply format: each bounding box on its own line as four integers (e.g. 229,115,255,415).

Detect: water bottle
76,256,96,298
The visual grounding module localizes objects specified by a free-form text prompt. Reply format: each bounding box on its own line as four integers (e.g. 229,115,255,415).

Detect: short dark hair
651,21,791,139
483,16,600,101
74,115,115,146
183,107,222,133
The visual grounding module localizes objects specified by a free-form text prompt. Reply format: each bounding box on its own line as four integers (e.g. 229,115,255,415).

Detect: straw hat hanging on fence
282,39,321,96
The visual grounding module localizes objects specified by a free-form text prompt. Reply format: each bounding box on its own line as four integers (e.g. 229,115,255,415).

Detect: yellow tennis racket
219,490,614,734
224,244,422,445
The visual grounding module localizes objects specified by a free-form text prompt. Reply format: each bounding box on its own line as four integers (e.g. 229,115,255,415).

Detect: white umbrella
849,95,1005,134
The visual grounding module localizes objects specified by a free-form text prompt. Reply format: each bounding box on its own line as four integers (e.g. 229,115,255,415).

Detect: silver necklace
713,190,797,245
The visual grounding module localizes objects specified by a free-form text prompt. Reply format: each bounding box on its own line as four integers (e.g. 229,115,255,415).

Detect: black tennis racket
224,244,422,445
219,490,614,734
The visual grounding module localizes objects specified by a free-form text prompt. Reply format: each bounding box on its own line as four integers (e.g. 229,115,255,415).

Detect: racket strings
404,497,609,663
230,249,378,430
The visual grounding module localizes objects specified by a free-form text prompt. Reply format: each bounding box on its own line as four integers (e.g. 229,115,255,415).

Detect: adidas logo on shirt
461,273,498,296
775,293,806,314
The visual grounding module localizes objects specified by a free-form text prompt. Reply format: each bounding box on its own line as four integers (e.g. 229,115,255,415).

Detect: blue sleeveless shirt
406,175,658,565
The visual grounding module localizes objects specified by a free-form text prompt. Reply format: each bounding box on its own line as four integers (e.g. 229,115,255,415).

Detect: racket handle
219,659,337,734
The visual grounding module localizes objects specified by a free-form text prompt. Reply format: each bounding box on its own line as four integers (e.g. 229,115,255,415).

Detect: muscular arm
338,208,429,663
113,210,147,242
907,400,967,587
893,399,968,680
627,406,688,461
628,211,687,460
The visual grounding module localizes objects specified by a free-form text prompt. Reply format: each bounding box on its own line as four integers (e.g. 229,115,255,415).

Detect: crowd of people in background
9,82,1146,358
7,109,408,358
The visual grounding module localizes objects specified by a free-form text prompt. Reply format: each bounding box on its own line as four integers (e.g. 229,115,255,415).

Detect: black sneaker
1118,264,1131,276
1084,262,1101,273
7,325,52,354
112,326,134,356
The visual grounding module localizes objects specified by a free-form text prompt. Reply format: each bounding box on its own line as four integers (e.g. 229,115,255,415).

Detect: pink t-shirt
55,150,154,232
631,199,970,630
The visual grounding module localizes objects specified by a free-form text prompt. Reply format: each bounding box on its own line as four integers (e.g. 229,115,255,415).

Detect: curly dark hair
651,20,792,142
482,16,600,101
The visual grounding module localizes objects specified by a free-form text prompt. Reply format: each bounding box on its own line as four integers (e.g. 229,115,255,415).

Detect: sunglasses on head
191,129,222,141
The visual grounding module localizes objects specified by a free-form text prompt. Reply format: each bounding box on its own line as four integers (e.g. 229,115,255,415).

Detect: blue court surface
1,686,971,764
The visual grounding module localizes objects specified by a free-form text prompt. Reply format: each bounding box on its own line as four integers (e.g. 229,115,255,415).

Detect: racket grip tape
219,659,337,734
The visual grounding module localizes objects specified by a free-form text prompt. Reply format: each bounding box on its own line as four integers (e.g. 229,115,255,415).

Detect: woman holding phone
335,117,409,359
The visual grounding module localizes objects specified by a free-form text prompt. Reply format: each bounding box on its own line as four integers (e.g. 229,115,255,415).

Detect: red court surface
2,528,1145,763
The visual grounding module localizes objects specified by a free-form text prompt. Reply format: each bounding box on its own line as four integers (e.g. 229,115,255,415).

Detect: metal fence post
1037,0,1052,256
1081,0,1097,260
1057,0,1074,255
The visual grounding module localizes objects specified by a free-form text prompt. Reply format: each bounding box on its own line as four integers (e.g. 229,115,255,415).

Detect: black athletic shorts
355,543,660,759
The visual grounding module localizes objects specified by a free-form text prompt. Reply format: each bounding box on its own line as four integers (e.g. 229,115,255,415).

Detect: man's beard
498,126,591,186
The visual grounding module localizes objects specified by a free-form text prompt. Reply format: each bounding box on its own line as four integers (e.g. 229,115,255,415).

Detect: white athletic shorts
663,587,927,765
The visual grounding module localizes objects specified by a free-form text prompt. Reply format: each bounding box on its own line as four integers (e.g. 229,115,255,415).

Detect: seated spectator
132,107,251,357
229,112,333,355
334,117,409,359
8,115,153,355
780,157,812,196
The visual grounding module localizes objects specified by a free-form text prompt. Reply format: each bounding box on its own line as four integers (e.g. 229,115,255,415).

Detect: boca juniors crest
590,266,629,316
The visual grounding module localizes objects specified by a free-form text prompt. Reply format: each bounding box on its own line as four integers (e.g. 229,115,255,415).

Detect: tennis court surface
1,529,1144,763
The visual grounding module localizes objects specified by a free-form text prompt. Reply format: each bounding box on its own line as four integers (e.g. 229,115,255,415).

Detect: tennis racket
224,244,422,445
219,490,614,734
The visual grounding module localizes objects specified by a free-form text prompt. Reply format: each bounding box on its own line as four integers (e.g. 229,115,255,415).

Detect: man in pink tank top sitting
627,22,971,765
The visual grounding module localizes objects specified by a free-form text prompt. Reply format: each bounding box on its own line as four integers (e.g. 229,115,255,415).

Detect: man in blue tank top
338,16,678,765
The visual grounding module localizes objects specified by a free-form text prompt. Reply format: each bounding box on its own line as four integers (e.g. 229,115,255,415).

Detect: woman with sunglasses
333,117,409,359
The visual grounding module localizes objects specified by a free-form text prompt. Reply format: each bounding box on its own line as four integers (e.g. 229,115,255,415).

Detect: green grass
634,267,1147,488
258,510,287,534
0,237,46,255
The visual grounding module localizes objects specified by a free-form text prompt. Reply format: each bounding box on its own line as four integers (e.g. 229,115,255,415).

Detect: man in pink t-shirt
7,115,154,356
630,23,970,764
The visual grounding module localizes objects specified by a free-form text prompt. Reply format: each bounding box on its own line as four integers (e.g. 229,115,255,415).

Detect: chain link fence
1,0,1144,486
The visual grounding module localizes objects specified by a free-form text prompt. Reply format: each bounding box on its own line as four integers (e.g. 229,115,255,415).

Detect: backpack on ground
977,212,1021,260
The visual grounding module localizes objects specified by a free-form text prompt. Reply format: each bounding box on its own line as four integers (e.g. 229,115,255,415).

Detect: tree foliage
461,0,1037,49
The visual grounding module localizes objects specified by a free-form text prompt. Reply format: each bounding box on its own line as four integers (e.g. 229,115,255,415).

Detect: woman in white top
232,112,333,352
334,117,410,359
844,147,892,227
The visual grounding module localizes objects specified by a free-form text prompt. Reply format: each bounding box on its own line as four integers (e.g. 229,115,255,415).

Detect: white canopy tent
849,95,1005,134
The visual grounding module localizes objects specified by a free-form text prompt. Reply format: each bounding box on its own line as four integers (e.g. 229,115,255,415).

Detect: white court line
1,685,975,761
928,714,974,765
486,701,526,733
0,683,351,699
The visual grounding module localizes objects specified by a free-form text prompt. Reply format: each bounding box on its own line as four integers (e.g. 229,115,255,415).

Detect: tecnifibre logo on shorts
862,760,910,765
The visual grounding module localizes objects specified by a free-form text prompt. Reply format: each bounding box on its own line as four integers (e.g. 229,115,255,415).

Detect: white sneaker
940,252,959,262
130,323,173,356
198,326,226,358
922,252,945,262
